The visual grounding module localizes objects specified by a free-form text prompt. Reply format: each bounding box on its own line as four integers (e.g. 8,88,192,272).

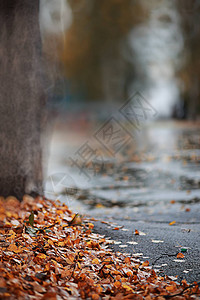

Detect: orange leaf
135,229,139,235
56,210,64,215
169,221,176,226
14,246,23,253
8,244,18,252
113,281,121,288
92,294,100,300
58,241,65,247
177,253,184,259
124,257,131,264
142,260,149,267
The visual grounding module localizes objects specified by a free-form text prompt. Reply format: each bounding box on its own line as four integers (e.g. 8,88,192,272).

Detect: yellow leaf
36,253,47,259
92,258,100,264
95,204,104,208
6,212,12,218
87,223,94,230
122,284,133,292
48,239,54,245
58,241,65,247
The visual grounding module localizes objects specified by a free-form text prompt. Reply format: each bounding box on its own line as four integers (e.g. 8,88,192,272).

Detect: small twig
67,214,79,226
37,223,58,232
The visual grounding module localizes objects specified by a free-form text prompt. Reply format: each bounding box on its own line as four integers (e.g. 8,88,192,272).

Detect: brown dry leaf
166,285,176,292
7,243,18,252
32,282,46,293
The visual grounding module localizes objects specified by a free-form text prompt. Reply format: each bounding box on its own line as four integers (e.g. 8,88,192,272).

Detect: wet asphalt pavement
92,207,200,284
46,120,200,284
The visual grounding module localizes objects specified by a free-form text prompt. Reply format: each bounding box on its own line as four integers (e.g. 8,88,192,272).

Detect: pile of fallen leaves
0,196,199,299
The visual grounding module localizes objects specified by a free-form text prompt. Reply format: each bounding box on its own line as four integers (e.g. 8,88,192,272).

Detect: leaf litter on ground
0,195,199,299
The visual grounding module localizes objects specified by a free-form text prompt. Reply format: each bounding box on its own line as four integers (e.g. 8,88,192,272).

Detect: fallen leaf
177,253,184,259
134,229,139,235
169,221,176,226
92,258,100,264
142,261,149,267
113,281,121,288
7,244,20,253
166,285,176,292
36,253,47,260
87,223,94,230
0,197,199,299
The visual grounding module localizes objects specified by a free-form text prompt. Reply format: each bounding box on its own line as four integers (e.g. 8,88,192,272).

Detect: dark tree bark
0,0,46,199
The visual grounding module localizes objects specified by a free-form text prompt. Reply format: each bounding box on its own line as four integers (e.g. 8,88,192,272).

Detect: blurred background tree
42,0,200,119
60,0,144,102
176,0,200,119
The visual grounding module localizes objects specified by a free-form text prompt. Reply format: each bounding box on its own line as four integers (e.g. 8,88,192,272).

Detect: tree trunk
0,0,45,199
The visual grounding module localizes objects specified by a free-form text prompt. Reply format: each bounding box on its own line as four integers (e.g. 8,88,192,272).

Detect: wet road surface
46,120,200,283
